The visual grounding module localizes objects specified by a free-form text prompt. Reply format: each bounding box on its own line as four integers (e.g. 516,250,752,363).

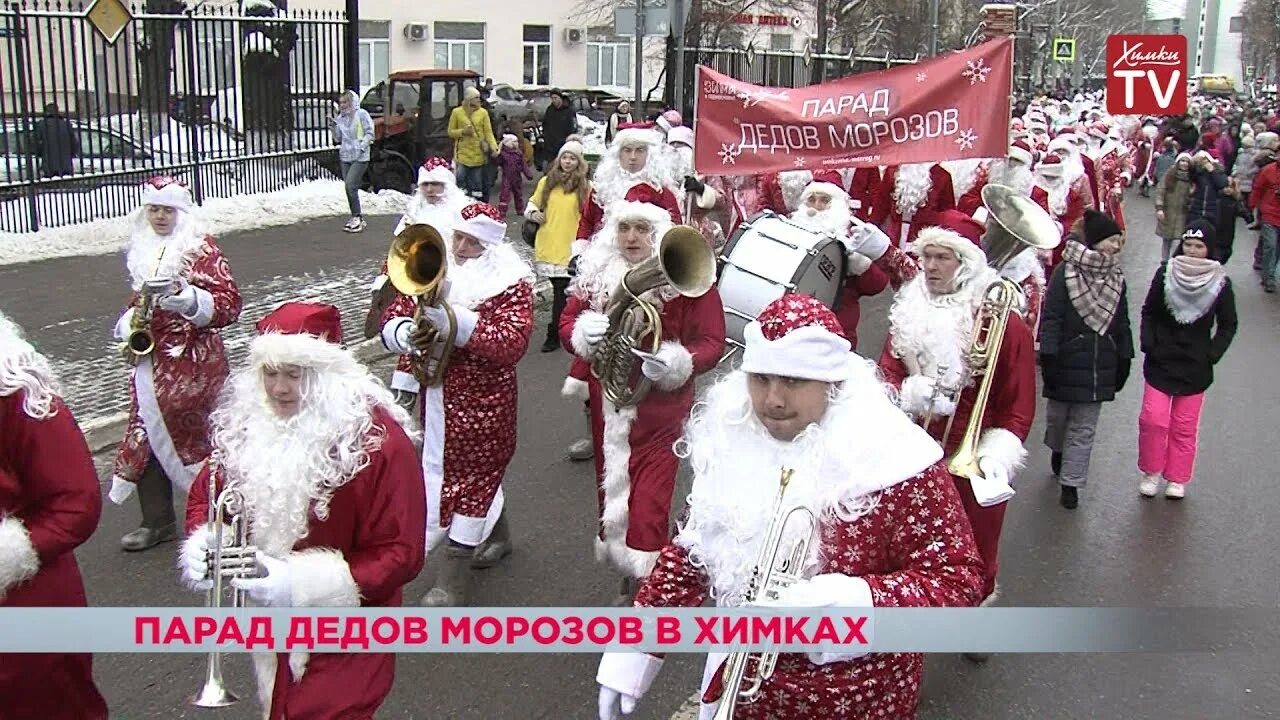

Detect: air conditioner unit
403,23,428,42
564,27,585,45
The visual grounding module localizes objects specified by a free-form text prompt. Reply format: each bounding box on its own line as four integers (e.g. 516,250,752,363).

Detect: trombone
192,455,257,708
386,223,457,387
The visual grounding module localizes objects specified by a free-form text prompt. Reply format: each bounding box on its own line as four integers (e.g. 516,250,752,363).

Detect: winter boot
1059,485,1079,509
420,542,475,607
964,583,1000,663
471,511,513,569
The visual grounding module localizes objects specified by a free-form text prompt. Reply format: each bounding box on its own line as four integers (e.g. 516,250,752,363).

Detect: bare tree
1241,0,1279,84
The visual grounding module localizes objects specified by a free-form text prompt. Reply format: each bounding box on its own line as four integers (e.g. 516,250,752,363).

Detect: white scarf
1163,256,1227,324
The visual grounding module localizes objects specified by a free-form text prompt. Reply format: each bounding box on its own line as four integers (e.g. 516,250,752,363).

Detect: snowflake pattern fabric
962,58,992,85
757,294,844,341
635,463,984,718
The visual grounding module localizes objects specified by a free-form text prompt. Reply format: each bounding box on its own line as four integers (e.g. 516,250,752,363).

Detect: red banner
693,38,1014,176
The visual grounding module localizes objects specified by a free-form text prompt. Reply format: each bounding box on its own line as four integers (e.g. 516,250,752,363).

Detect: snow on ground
576,114,607,157
0,180,409,266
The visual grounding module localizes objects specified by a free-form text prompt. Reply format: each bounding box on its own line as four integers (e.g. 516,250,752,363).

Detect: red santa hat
621,182,676,219
1008,139,1033,166
141,175,193,212
250,301,349,369
614,121,660,148
1088,122,1109,139
667,125,694,148
456,202,508,247
926,209,985,246
418,156,455,186
799,170,847,204
740,294,851,383
606,199,671,231
1036,152,1065,177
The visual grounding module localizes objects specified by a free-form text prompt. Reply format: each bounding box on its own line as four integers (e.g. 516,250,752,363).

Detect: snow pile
576,114,607,157
0,180,409,266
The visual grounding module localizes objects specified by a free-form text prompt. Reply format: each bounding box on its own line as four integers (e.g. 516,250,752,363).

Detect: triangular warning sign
1054,40,1074,61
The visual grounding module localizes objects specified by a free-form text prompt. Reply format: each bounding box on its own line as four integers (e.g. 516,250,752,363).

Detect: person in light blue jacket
330,89,374,233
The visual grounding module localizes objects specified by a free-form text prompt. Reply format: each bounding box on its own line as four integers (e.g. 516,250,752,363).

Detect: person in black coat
539,90,577,167
1136,219,1238,500
33,103,79,177
1039,210,1134,509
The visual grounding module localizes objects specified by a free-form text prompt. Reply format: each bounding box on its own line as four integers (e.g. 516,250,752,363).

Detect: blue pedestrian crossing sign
1053,38,1076,63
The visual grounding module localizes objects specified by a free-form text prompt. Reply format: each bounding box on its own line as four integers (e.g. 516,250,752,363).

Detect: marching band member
883,162,956,247
848,165,891,224
181,301,425,720
381,202,534,605
109,176,242,552
955,140,1036,218
369,157,470,410
790,171,889,349
594,294,983,720
1033,153,1089,277
0,311,108,720
560,200,725,604
667,125,726,249
576,122,682,243
878,226,1036,620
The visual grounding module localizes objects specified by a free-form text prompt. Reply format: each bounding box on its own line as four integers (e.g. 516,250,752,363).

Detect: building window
1227,15,1243,33
358,21,390,92
522,25,551,86
587,41,631,87
769,33,792,51
434,21,485,75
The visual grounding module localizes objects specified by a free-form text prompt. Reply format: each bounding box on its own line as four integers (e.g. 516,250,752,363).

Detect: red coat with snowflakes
883,164,956,247
635,463,984,719
112,236,241,491
383,280,532,547
577,184,683,241
0,391,108,720
185,406,425,720
559,290,726,578
1095,148,1127,230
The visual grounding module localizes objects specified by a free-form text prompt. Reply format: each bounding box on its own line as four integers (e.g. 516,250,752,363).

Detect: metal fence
0,1,347,233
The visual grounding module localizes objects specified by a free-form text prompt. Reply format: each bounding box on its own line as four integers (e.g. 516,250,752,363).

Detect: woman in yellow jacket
525,139,590,352
449,86,499,200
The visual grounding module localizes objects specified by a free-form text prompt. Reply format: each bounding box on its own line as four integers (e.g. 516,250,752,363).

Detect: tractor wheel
368,154,415,194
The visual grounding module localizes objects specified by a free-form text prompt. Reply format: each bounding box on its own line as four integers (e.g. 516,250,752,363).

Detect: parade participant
594,294,984,720
109,176,242,552
0,311,108,720
776,169,814,213
560,200,725,603
702,171,789,236
374,157,471,408
883,162,956,247
382,202,534,604
878,225,1036,615
848,165,892,224
1089,123,1130,230
956,140,1036,218
943,158,988,209
1054,129,1101,207
667,125,725,249
181,301,425,719
576,122,681,242
1033,153,1088,276
1039,211,1133,509
1133,118,1160,196
790,171,889,349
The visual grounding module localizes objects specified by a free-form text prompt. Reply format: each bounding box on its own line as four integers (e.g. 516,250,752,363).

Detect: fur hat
741,294,851,383
141,176,193,212
607,199,670,230
910,226,986,270
1008,139,1033,166
613,121,660,148
456,202,507,246
1082,209,1122,248
418,156,454,186
250,302,347,369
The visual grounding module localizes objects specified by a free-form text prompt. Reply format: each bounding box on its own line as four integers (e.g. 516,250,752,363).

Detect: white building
1169,0,1247,86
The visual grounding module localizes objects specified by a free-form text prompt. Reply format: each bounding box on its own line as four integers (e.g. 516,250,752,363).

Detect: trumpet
592,225,715,408
711,467,817,719
386,223,456,387
192,455,257,709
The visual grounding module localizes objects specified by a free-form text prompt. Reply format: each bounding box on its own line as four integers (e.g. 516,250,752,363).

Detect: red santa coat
878,306,1036,600
559,290,726,577
577,184,682,241
1095,148,1127,230
1081,153,1101,207
382,279,532,548
955,163,992,217
706,173,787,238
184,406,425,720
1032,184,1087,278
849,166,892,224
113,236,242,490
834,262,889,350
636,463,984,718
883,164,956,246
0,392,108,720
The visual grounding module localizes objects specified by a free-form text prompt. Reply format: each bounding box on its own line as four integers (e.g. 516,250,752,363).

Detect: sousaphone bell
978,183,1061,270
386,223,457,387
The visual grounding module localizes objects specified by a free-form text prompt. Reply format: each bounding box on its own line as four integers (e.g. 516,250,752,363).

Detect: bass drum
717,211,847,359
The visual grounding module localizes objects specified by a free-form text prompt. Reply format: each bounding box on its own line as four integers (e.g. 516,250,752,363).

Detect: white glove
231,552,294,607
157,280,198,315
419,305,452,332
107,476,135,505
597,687,637,720
576,313,611,353
846,252,872,276
420,304,478,347
631,348,668,381
846,221,891,261
899,375,955,418
596,653,663,720
974,456,1016,507
753,574,873,665
180,527,216,592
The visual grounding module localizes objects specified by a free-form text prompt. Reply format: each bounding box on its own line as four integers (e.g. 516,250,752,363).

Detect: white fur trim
141,182,193,211
597,651,664,698
0,516,39,599
614,127,660,147
1008,145,1033,166
651,341,693,392
570,239,589,259
562,376,590,401
381,317,414,355
419,165,455,186
999,249,1044,285
667,126,694,148
911,226,986,270
846,252,872,276
800,181,846,204
451,305,478,347
250,332,353,371
457,214,507,247
447,489,505,546
183,286,216,328
389,369,419,393
286,548,361,607
113,307,134,341
252,652,278,716
133,355,198,493
975,427,1028,474
741,324,852,383
570,310,608,359
607,200,669,229
696,183,718,210
973,206,990,225
596,401,661,579
595,536,660,579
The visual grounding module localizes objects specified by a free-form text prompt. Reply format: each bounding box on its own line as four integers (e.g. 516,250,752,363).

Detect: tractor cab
362,69,481,192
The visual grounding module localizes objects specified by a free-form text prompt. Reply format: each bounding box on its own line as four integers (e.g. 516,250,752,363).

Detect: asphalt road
4,189,1279,719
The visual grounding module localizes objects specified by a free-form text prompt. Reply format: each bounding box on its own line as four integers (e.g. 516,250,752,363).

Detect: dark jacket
34,113,79,177
1185,164,1227,223
1039,262,1134,403
541,102,577,153
1140,264,1238,396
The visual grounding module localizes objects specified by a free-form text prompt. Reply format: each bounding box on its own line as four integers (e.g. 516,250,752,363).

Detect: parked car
523,87,627,123
487,83,534,125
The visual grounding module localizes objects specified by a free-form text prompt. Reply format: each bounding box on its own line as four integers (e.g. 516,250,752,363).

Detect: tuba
591,225,715,408
386,223,456,388
192,455,257,708
942,183,1061,476
711,467,817,720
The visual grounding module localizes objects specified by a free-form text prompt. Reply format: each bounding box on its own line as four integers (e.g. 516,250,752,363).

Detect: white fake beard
125,212,204,290
404,191,467,234
894,163,932,217
777,170,814,211
887,276,977,380
446,244,532,310
790,205,850,237
673,146,694,178
988,160,1034,196
1036,175,1070,216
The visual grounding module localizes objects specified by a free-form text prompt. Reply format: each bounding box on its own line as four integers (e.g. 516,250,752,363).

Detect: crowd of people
0,85,1251,720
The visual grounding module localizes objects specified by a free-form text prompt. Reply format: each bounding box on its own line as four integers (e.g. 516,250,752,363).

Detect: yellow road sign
85,0,132,46
1053,38,1076,63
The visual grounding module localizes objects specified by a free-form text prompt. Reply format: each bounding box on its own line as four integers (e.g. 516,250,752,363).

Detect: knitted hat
1008,139,1033,166
456,202,507,246
418,156,454,186
464,86,481,101
501,133,520,149
250,301,346,369
1180,218,1219,259
558,139,585,159
1082,209,1122,248
740,294,851,383
141,176,193,212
